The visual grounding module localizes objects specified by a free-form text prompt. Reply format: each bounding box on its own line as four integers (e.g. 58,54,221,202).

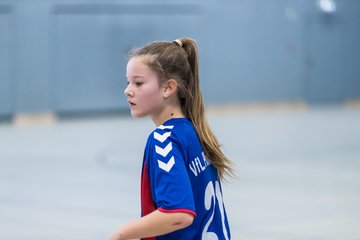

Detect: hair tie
173,39,183,47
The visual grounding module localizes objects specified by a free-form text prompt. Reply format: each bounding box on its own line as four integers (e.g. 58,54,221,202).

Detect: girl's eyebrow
128,75,145,80
126,77,143,82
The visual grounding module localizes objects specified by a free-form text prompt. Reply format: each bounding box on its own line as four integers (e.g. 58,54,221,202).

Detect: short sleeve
145,127,196,217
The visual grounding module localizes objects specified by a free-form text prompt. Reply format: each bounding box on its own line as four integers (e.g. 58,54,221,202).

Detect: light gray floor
1,106,360,240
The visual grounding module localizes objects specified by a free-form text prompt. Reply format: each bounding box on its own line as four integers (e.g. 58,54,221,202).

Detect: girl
108,37,233,240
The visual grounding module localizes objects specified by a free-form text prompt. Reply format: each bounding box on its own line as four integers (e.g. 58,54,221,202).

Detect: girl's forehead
127,56,156,78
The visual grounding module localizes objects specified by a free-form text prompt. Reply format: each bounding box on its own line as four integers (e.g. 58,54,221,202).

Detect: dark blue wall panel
0,5,13,116
201,0,305,103
0,0,359,116
303,0,360,104
13,2,53,113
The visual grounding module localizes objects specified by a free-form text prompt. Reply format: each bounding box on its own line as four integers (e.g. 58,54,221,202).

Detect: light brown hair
128,37,233,180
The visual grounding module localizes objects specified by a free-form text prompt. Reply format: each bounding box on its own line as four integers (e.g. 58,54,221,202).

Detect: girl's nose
124,85,133,97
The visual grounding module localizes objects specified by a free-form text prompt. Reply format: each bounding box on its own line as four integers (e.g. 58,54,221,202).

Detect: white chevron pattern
157,156,175,172
154,131,171,143
155,142,172,157
157,125,174,130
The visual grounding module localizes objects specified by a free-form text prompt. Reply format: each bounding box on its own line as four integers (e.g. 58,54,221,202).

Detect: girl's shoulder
147,118,194,146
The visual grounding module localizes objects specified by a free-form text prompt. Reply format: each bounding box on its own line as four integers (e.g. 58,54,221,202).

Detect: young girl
108,37,233,240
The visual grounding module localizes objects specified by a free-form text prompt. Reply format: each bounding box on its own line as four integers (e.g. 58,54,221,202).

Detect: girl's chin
130,111,146,118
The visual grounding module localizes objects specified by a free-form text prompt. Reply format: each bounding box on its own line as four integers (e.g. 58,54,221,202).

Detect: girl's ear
162,79,178,98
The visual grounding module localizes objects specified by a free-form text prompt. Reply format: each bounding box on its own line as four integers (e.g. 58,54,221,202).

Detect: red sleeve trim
158,208,197,217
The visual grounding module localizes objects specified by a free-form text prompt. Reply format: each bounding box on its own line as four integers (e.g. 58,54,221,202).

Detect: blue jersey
141,118,231,240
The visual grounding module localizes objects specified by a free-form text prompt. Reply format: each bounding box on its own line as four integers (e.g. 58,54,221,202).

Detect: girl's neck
151,106,185,127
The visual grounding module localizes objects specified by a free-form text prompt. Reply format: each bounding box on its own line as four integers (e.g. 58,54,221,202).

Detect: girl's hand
107,229,139,240
106,230,123,240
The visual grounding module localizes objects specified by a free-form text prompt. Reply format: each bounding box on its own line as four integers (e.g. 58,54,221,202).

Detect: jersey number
202,181,229,240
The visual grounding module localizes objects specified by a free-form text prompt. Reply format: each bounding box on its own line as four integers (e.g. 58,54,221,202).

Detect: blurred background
1,0,360,239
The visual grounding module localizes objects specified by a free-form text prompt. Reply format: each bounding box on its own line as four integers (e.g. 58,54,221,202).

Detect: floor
1,106,359,240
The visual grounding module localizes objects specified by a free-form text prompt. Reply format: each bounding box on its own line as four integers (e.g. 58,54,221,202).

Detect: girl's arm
107,210,194,240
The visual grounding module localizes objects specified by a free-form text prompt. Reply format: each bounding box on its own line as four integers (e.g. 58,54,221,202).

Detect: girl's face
124,56,166,119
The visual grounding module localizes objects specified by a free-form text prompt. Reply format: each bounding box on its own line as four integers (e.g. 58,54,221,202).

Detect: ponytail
128,37,234,180
179,38,234,180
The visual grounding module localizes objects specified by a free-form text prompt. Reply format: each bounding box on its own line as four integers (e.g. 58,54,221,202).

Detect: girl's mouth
128,100,136,107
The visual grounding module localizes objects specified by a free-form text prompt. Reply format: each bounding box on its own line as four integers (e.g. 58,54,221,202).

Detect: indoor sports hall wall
1,0,360,118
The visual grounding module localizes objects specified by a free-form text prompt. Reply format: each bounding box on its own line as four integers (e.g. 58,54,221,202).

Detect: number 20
202,181,229,240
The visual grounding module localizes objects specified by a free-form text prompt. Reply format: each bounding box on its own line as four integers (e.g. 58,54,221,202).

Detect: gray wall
1,0,360,117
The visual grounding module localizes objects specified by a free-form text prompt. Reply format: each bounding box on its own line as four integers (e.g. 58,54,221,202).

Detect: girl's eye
135,82,143,86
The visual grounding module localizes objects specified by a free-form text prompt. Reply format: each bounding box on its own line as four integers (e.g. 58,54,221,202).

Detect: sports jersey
141,118,231,240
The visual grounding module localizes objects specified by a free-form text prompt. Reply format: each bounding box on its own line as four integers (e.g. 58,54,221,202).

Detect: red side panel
141,163,156,240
